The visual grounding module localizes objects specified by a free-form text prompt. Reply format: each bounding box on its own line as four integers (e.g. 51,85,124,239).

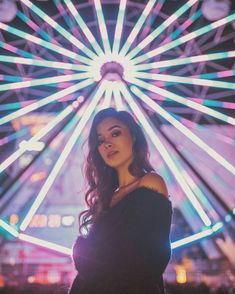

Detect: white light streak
131,86,235,175
119,83,211,226
127,77,235,126
20,81,107,231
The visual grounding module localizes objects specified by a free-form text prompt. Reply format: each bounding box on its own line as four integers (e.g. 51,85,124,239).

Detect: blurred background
0,0,235,293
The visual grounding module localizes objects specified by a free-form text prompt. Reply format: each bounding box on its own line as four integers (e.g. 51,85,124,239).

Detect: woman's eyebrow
97,125,121,137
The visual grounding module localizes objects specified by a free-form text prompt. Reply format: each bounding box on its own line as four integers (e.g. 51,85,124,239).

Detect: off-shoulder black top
69,187,172,294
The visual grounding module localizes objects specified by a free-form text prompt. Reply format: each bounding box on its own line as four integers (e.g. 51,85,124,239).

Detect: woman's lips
107,151,118,158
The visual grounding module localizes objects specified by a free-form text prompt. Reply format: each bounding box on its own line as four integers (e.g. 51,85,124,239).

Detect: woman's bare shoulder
139,173,168,198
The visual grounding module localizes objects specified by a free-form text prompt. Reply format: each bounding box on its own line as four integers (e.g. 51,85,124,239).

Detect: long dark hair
78,107,155,235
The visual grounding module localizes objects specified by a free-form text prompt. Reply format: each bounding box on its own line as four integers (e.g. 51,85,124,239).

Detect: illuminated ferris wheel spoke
186,97,235,110
102,81,113,109
0,40,36,59
20,0,97,60
192,69,235,80
127,77,235,126
0,23,91,65
113,83,124,110
112,0,127,54
0,55,89,72
0,72,93,92
0,105,74,174
134,51,235,71
131,13,235,64
0,75,26,82
119,83,211,226
137,0,166,42
20,81,108,232
63,0,105,56
0,129,27,148
119,0,157,56
53,0,75,30
131,86,235,176
0,79,93,126
16,10,60,45
125,0,198,60
94,0,111,55
170,113,235,146
134,72,235,90
160,10,202,46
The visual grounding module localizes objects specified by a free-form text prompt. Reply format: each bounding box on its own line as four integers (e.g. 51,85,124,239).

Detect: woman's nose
104,140,112,148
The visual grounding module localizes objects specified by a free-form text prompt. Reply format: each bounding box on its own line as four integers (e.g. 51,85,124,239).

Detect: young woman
69,107,172,294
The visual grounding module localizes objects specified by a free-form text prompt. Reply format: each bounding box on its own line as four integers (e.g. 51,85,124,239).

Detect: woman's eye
97,139,104,146
112,131,121,137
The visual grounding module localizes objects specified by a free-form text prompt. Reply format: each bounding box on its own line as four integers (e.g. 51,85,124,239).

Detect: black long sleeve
70,187,172,293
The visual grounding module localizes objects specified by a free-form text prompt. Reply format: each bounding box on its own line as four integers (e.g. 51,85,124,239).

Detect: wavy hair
78,107,155,235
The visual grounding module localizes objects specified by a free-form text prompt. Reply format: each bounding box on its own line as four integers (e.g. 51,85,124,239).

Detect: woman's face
96,117,134,170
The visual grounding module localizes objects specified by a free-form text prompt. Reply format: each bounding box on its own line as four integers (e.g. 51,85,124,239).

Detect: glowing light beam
0,55,89,72
119,0,157,56
171,222,223,249
0,105,73,174
131,13,235,64
21,0,97,60
0,79,93,126
0,73,93,92
134,51,235,71
119,83,212,226
126,0,198,60
126,77,235,126
112,0,127,54
134,72,235,90
20,81,107,231
63,0,104,56
131,86,235,175
0,22,91,65
94,0,111,54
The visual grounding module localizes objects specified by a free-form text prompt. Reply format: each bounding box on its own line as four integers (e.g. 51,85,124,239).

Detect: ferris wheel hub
100,61,124,81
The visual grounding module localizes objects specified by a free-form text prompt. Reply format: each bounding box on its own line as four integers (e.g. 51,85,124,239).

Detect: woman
69,107,172,293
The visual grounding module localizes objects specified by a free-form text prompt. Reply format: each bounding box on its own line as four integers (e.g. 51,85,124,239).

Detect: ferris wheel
0,0,234,261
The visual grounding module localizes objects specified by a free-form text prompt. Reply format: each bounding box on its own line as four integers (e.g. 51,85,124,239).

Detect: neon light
113,82,124,110
0,220,19,237
20,81,107,231
0,79,93,126
127,77,235,126
0,219,223,254
0,73,92,92
119,83,211,226
0,55,89,71
63,0,104,56
0,219,70,254
0,128,27,146
17,10,55,43
120,0,157,56
0,40,35,59
193,69,235,80
126,0,198,60
112,0,127,54
171,222,223,249
133,72,235,90
0,105,73,174
21,0,96,60
131,86,235,175
134,51,235,71
94,0,111,54
19,140,45,152
0,22,91,65
132,13,235,64
19,234,71,255
100,82,113,109
160,10,202,45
